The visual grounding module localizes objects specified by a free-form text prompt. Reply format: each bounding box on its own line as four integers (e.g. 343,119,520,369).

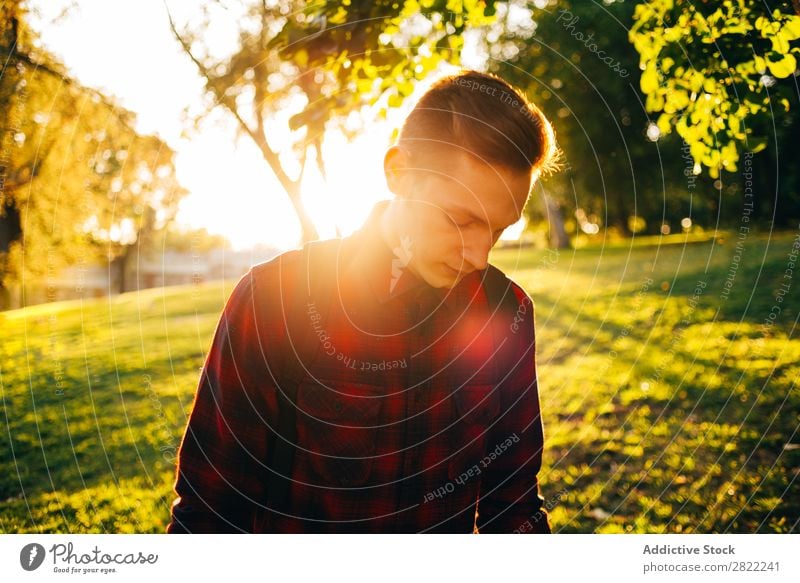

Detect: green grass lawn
1,229,798,533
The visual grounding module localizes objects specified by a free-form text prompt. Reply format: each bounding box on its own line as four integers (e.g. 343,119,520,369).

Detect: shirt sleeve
476,287,550,534
166,268,280,533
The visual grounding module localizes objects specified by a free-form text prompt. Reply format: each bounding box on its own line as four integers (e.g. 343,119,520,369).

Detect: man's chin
414,262,464,289
429,270,463,289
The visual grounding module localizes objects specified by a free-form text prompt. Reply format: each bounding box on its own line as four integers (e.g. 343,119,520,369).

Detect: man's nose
461,236,491,272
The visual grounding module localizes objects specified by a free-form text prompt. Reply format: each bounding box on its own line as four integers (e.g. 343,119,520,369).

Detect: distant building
134,247,281,289
9,246,282,309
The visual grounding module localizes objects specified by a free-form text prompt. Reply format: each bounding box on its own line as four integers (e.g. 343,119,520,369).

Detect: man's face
385,148,534,289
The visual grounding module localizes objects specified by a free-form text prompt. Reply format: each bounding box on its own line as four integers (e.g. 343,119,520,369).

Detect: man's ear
383,145,411,197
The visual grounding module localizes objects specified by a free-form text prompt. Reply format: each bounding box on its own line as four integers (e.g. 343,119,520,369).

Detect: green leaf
783,16,800,40
640,65,659,94
388,92,404,108
766,52,797,78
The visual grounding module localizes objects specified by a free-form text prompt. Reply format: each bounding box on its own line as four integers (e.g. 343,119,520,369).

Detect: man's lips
443,263,472,277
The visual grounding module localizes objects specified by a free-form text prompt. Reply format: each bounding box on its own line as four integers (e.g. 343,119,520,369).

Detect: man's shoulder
249,237,334,267
484,263,534,311
245,237,351,291
248,246,303,279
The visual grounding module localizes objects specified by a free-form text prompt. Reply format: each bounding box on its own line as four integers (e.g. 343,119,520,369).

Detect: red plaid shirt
167,201,549,533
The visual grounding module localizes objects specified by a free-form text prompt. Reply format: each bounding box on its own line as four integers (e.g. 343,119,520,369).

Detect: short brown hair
397,70,558,175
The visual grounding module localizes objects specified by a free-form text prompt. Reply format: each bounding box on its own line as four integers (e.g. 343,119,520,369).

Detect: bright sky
27,1,523,250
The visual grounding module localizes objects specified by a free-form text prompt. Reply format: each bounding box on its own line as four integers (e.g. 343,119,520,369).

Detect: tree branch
164,1,300,197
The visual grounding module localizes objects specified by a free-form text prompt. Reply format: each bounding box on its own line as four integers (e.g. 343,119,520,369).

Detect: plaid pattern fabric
167,202,550,533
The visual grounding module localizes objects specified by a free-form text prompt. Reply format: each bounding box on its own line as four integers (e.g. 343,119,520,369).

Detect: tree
630,0,800,178
490,0,696,240
487,0,800,238
0,1,185,306
100,133,186,293
166,0,499,244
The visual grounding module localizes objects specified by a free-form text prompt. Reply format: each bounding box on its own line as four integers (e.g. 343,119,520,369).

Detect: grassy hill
1,229,798,533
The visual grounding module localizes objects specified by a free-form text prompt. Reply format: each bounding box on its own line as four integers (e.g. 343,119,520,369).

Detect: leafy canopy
630,0,800,178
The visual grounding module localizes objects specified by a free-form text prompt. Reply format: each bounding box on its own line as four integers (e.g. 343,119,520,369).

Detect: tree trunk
612,188,632,237
0,202,22,253
285,183,320,244
1,4,21,310
0,204,21,310
542,193,571,249
112,245,135,294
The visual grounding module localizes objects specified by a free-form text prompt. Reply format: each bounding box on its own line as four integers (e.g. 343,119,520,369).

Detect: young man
167,70,558,533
